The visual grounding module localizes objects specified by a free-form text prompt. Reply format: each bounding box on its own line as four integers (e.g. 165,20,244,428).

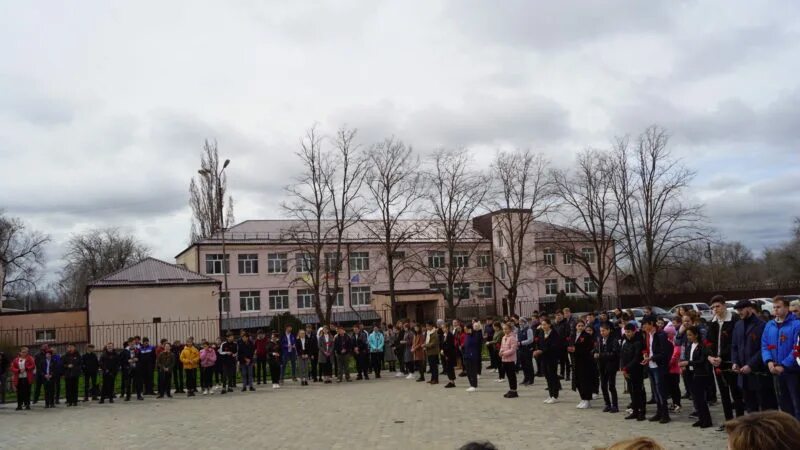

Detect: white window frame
327,288,344,307
324,252,342,272
543,249,556,266
239,290,261,313
565,278,578,294
268,289,289,311
452,251,469,268
454,282,470,299
428,251,445,269
295,253,314,273
545,279,558,296
584,277,598,294
499,262,507,280
219,292,230,313
478,282,493,298
476,251,490,268
581,247,596,264
297,288,315,309
237,254,259,274
267,253,288,274
35,329,56,342
563,252,573,265
205,254,229,275
350,286,371,307
349,252,370,272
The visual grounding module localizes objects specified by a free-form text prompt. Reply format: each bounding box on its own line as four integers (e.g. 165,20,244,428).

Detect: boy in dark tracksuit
265,332,282,386
620,323,645,420
122,344,143,401
171,340,185,393
138,338,156,395
82,345,99,401
595,323,620,413
38,351,57,408
218,333,238,393
353,325,370,380
99,343,119,404
62,344,82,406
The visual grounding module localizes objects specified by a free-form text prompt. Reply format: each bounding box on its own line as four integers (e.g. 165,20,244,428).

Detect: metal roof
89,257,220,288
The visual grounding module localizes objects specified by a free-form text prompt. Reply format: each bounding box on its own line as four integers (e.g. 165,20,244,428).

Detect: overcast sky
1,1,799,283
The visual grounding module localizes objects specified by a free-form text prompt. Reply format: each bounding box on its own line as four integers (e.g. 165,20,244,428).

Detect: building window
496,230,504,247
581,247,596,264
455,282,470,299
499,262,507,280
35,329,56,342
563,252,573,265
428,251,445,268
477,251,490,268
430,283,446,292
349,252,370,272
545,279,558,296
478,282,493,298
237,254,259,274
543,249,556,266
391,251,406,261
350,286,371,306
297,289,315,309
453,251,469,268
295,253,314,273
239,291,261,312
268,289,289,310
584,277,598,294
324,252,341,272
565,278,578,294
267,253,288,274
219,292,230,313
327,288,344,307
205,254,229,275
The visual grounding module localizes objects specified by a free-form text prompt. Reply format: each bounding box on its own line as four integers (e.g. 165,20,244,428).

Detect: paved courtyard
0,374,728,449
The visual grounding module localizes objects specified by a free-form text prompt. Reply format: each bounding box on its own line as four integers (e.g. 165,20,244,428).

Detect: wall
0,309,88,349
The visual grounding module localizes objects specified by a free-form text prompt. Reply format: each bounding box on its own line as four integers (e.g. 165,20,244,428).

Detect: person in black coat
730,299,777,412
569,320,596,408
81,344,99,401
99,343,119,404
595,323,620,413
620,323,646,420
641,315,673,423
61,344,82,407
534,318,563,402
440,323,458,388
707,295,745,424
121,343,143,401
680,326,713,428
32,344,49,404
353,324,370,380
304,325,320,382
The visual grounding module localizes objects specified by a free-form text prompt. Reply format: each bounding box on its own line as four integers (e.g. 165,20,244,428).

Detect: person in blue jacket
368,325,385,379
761,296,800,419
280,324,297,383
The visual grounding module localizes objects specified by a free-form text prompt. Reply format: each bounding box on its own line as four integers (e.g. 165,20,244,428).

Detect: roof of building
176,218,488,258
89,257,221,288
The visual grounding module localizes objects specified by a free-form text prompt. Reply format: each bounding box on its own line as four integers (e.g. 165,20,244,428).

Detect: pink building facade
174,210,617,326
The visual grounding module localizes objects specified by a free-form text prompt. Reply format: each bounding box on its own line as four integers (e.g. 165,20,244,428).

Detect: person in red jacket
11,346,36,410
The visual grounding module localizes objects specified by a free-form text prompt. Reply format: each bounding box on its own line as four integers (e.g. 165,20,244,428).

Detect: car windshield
698,304,711,311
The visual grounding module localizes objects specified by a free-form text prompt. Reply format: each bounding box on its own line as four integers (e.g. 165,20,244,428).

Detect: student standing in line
318,326,335,384
138,337,156,396
199,340,217,395
11,346,35,410
401,322,415,379
368,325,385,379
384,323,398,374
171,339,186,394
621,323,646,421
570,320,595,409
81,344,99,402
280,325,298,383
122,341,143,401
99,342,118,404
595,323,620,413
441,322,458,388
237,332,256,392
499,322,519,398
535,318,563,404
266,331,283,388
680,326,713,428
180,337,201,396
423,322,440,385
305,324,319,382
156,343,175,398
296,329,311,386
411,324,426,382
39,350,56,408
462,323,481,392
254,329,268,385
62,343,82,407
333,326,353,382
218,332,238,394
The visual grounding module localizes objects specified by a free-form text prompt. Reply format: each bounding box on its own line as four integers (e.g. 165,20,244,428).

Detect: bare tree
420,149,488,316
323,127,368,322
363,136,426,316
548,149,619,306
58,228,149,307
488,149,555,315
282,125,332,324
0,212,50,298
189,140,234,242
610,126,706,305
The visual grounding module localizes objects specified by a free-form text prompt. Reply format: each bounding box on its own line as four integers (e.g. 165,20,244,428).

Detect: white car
669,303,714,321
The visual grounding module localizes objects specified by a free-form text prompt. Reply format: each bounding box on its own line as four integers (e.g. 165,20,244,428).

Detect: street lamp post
199,159,231,328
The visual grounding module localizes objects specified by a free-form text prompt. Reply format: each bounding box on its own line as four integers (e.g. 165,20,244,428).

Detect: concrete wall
88,284,220,347
0,309,88,348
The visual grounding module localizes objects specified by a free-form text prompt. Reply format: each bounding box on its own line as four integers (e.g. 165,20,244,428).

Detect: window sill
240,310,261,314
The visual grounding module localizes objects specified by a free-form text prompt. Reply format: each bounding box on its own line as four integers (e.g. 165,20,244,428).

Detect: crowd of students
3,295,800,437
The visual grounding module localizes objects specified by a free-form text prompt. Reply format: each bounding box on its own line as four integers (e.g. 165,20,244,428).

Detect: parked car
749,298,775,315
630,306,672,321
669,303,714,321
607,308,645,325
